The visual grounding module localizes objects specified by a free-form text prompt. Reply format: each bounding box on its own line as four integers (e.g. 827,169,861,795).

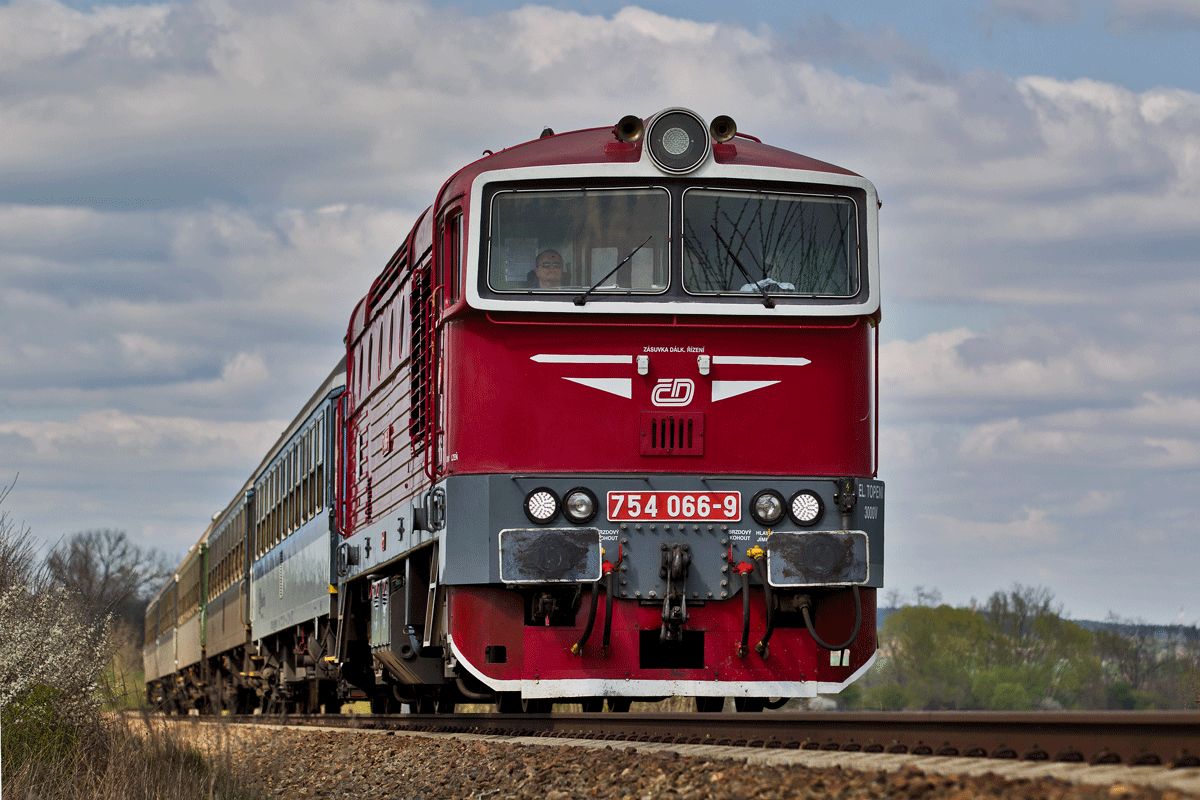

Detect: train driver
529,249,565,288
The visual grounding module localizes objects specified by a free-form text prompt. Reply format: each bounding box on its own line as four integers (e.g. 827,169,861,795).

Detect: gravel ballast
172,722,1200,800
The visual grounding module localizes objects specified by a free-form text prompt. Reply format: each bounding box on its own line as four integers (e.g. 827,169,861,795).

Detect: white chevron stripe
531,354,633,364
712,356,811,366
563,377,632,399
712,380,780,402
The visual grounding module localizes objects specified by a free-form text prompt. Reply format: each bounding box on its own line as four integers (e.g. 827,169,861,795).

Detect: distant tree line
1,479,247,796
843,584,1200,711
0,478,174,673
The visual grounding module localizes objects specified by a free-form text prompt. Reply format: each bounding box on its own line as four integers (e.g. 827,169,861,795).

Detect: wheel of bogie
235,688,256,715
580,697,604,713
369,693,393,714
318,680,341,714
695,696,725,712
521,698,553,713
296,681,319,714
607,698,632,713
209,676,225,715
496,692,523,713
734,697,767,713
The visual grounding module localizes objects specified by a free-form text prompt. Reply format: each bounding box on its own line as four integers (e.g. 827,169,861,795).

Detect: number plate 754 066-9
606,491,740,522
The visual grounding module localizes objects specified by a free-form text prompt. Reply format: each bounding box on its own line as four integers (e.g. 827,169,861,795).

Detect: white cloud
882,325,1153,403
940,399,1200,469
1128,392,1200,427
0,409,284,472
989,0,1080,25
1111,0,1200,29
1058,489,1126,517
921,506,1061,544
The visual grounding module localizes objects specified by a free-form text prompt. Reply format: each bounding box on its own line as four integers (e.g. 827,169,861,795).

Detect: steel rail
224,710,1199,768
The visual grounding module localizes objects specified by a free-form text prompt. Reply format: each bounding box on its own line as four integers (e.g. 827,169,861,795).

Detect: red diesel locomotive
332,108,884,712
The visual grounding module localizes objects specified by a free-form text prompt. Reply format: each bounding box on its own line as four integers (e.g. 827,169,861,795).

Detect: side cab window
441,209,463,307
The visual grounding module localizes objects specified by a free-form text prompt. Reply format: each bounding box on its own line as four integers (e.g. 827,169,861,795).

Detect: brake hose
801,584,863,652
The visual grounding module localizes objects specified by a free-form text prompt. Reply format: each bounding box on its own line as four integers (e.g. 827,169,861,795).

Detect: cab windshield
487,188,670,293
682,189,858,297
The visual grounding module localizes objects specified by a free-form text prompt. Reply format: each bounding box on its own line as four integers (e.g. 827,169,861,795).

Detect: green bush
1,683,81,775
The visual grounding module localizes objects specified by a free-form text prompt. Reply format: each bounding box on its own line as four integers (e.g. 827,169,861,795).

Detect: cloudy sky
1,0,1197,624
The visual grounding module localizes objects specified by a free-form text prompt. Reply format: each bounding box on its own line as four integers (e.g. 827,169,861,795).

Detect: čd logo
651,378,695,407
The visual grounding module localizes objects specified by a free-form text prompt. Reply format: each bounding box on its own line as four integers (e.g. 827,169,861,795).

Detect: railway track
217,710,1199,768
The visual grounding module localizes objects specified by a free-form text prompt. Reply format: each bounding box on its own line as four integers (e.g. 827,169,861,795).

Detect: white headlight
751,490,785,526
524,488,560,524
788,490,824,527
564,488,597,524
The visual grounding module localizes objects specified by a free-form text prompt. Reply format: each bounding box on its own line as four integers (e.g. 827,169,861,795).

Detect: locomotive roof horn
615,115,644,143
710,115,737,143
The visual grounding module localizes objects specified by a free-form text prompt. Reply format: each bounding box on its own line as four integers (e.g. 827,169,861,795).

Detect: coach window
265,469,273,548
291,445,298,531
277,461,284,543
260,493,268,557
281,454,289,536
299,433,307,524
288,446,297,533
310,426,317,517
682,189,859,297
286,449,294,534
293,443,301,529
303,428,312,521
272,467,281,547
281,456,289,537
487,187,669,293
315,416,325,512
259,477,267,556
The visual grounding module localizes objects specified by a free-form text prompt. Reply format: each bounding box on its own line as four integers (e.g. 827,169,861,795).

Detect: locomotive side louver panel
640,412,705,456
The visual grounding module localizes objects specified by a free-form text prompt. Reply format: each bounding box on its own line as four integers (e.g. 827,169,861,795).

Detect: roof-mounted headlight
645,108,711,175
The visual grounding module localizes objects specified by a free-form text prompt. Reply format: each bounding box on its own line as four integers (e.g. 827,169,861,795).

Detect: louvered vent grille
640,412,705,456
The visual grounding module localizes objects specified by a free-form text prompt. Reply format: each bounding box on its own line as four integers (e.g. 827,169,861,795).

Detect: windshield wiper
711,225,774,309
573,235,653,306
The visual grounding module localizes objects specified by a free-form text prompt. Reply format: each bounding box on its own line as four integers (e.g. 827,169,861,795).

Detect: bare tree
0,475,46,593
913,585,943,607
44,529,173,626
1096,613,1164,692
